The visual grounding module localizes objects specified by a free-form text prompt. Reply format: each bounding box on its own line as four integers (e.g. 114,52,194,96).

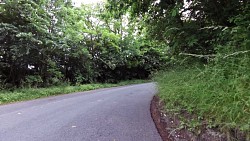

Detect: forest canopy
1,0,250,87
0,0,167,88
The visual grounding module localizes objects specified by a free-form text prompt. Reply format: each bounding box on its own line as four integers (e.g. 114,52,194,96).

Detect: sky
72,0,104,6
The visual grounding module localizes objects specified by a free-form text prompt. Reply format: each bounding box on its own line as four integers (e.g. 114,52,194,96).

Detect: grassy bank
0,79,148,105
155,64,250,140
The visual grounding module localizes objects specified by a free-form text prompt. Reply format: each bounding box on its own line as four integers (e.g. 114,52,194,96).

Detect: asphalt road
0,83,162,141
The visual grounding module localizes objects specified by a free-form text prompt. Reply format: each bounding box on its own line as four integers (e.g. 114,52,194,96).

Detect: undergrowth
0,79,148,105
155,55,250,140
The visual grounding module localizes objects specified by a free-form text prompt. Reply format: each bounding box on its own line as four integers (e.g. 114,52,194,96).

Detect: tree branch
179,50,250,59
223,50,250,59
179,53,216,58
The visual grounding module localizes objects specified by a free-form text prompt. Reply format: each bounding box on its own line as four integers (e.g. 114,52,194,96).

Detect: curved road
0,83,162,141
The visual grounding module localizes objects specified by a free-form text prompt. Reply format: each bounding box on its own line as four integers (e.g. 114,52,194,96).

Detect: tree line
0,0,167,88
1,0,249,89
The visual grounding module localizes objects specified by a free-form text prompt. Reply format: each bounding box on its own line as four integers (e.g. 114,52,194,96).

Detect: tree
107,0,249,59
0,0,169,87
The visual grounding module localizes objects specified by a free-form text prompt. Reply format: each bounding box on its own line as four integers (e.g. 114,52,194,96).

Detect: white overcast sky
72,0,104,6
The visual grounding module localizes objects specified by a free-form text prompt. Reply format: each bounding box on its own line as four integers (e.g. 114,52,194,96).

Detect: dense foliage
108,0,249,59
107,0,250,139
0,0,167,88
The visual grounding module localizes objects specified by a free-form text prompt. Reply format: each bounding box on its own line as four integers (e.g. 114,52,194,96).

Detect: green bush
24,75,43,87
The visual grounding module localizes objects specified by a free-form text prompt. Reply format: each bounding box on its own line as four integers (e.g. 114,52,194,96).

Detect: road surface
0,83,162,141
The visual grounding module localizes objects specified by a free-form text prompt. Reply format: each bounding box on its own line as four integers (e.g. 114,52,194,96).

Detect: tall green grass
0,79,149,105
155,56,250,140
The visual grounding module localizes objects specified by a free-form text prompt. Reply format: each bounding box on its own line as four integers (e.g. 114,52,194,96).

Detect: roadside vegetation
108,0,250,140
155,61,250,140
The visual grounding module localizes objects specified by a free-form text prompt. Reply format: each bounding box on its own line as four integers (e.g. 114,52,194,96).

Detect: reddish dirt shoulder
151,96,173,141
151,96,229,141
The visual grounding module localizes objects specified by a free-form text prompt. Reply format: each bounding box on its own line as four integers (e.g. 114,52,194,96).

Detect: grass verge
154,65,250,140
0,79,149,105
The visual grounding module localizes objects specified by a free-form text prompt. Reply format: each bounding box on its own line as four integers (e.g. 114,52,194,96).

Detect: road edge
150,96,173,141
